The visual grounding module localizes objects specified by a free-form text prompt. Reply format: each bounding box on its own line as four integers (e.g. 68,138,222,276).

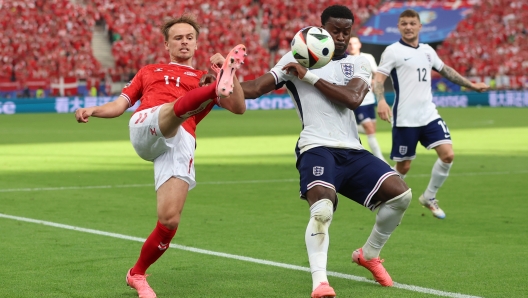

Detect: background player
241,5,411,298
75,15,247,298
373,9,488,219
347,35,386,162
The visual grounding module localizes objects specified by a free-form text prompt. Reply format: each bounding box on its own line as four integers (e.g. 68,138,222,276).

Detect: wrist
301,71,320,85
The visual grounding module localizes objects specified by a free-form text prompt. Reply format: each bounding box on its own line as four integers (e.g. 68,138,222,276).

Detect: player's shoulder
360,52,375,59
418,43,436,53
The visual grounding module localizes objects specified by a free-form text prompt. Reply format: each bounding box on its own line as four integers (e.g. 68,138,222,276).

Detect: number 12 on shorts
438,120,450,138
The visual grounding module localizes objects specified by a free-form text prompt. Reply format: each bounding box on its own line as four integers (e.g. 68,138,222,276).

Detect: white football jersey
270,52,371,154
377,40,444,127
358,52,377,106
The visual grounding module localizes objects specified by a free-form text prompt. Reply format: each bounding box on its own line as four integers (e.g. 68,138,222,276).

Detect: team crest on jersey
425,53,431,63
313,166,324,176
341,63,354,79
399,146,408,155
124,80,132,88
154,68,163,72
184,71,198,77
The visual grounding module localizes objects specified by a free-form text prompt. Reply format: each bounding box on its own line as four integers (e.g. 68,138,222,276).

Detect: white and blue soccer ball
291,26,335,69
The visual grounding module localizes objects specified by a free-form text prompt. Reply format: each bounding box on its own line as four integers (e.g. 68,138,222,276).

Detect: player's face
347,37,361,55
398,16,422,43
165,23,198,63
322,17,353,57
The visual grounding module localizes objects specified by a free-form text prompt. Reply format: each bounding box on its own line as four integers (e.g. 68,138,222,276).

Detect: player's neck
401,37,419,48
171,57,193,67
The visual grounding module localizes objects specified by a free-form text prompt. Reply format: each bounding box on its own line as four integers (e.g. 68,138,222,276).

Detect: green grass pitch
0,108,527,297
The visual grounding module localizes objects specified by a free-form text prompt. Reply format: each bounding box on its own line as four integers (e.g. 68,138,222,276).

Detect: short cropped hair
161,14,201,41
399,9,420,22
321,5,355,26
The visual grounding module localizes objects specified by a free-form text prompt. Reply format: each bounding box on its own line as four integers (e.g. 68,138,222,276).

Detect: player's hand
200,74,216,86
471,82,489,93
377,100,392,123
282,62,307,79
75,108,93,123
210,53,225,70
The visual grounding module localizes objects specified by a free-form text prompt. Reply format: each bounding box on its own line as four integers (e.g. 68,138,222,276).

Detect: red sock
131,221,177,275
173,83,217,118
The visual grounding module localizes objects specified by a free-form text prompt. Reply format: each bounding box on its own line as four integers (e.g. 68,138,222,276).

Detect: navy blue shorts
390,118,453,161
296,146,397,211
354,104,376,125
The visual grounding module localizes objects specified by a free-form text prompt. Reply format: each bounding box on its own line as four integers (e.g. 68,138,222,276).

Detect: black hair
321,5,355,26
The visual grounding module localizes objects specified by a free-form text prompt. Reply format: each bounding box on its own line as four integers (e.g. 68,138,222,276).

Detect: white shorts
129,105,196,191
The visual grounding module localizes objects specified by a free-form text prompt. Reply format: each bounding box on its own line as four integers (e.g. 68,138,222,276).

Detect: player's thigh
129,105,172,161
158,102,185,138
337,150,399,211
390,126,420,161
297,147,338,206
153,127,197,191
372,175,409,203
419,118,452,150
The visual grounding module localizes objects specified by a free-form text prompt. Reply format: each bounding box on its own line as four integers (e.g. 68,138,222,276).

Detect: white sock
305,199,333,290
367,134,386,162
424,158,452,200
362,189,412,260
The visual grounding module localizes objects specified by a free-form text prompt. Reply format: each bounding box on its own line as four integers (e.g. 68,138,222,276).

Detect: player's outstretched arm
240,73,277,99
75,96,130,123
373,72,392,123
439,65,489,92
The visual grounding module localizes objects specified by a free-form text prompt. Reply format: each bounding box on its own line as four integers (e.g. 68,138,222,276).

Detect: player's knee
310,198,334,223
159,215,181,230
441,153,454,164
385,189,412,211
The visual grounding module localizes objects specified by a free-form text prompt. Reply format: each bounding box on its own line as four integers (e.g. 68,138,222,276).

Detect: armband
301,71,320,85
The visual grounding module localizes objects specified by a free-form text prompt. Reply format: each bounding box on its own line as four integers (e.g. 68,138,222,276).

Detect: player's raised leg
352,176,411,287
213,44,247,98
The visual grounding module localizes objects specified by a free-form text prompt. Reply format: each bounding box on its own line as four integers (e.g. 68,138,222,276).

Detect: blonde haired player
373,9,488,219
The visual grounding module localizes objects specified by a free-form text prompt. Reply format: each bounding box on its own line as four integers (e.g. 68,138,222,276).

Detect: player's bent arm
439,65,481,91
314,78,369,110
240,73,277,99
220,76,246,114
372,72,388,103
373,72,392,122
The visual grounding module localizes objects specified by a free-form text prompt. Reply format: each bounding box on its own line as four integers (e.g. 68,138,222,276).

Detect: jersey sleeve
353,56,372,88
121,68,144,107
430,47,445,72
269,52,296,87
377,47,396,77
365,53,378,73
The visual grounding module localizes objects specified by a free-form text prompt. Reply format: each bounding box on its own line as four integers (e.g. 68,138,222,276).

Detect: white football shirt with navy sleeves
270,51,371,154
377,40,445,127
358,52,377,106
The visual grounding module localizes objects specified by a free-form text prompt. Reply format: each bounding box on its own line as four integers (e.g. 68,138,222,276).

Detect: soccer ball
291,27,335,69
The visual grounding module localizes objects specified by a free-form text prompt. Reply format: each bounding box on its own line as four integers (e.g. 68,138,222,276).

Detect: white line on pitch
0,170,527,193
0,213,482,298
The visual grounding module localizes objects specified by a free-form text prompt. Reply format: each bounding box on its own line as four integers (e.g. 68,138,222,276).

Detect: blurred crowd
1,0,526,95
